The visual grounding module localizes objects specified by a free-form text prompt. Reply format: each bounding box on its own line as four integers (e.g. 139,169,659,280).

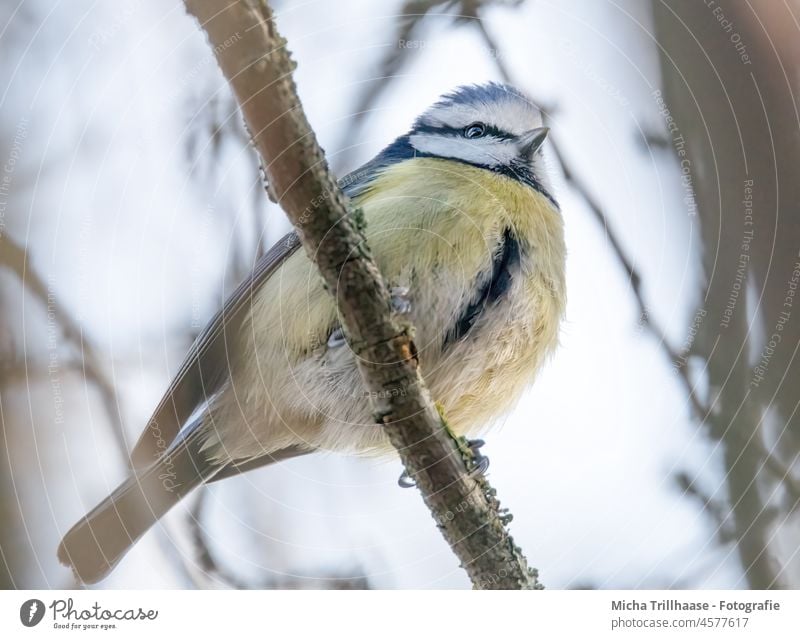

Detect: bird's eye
463,123,486,139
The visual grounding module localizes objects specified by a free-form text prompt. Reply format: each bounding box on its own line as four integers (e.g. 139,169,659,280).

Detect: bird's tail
57,431,216,584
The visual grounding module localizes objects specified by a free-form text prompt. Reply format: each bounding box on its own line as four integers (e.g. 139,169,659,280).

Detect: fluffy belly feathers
205,158,566,461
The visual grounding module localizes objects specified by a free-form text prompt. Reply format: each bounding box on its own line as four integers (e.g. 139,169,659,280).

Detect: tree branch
183,0,540,589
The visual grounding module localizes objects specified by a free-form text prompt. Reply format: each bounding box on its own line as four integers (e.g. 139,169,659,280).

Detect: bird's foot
327,326,347,348
467,438,490,477
390,286,412,315
397,469,416,488
397,439,489,488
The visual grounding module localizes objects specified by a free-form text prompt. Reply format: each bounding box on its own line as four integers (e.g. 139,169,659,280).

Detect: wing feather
130,232,301,467
129,167,374,469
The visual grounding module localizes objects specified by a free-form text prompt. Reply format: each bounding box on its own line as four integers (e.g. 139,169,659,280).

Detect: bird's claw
390,286,412,315
397,439,489,488
327,326,346,348
468,438,490,477
397,469,416,488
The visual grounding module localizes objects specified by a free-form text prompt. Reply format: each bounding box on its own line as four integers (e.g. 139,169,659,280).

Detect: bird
58,82,567,583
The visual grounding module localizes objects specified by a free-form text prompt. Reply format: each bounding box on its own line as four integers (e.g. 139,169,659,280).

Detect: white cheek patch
409,133,517,168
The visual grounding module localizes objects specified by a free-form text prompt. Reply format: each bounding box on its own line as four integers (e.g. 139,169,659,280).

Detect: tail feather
58,433,216,584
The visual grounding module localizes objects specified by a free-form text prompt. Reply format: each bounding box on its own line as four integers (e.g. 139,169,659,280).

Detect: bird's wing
130,231,302,468
130,171,372,469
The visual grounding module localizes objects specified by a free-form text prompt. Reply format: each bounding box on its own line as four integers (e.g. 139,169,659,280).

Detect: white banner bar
2,590,797,638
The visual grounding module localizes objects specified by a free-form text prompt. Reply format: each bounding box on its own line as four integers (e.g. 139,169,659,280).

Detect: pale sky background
1,0,748,588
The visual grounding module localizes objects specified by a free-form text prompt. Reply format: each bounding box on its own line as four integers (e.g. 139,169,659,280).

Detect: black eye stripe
412,123,516,141
479,125,515,140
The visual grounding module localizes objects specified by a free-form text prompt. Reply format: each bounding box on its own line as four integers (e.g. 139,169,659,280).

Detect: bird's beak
519,127,549,161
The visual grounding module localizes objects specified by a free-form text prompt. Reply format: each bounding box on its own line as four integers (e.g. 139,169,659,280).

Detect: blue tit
58,82,566,583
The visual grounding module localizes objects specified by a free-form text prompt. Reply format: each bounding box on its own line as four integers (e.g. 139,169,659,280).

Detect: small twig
752,438,800,512
546,133,713,421
188,489,370,589
189,490,248,588
675,471,736,544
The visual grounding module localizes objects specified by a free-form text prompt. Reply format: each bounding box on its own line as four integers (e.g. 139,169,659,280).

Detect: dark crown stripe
412,123,516,141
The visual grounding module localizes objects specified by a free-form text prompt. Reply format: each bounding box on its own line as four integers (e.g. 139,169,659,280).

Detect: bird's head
408,83,554,203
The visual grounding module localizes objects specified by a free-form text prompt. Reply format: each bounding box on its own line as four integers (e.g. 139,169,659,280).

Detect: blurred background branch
652,0,800,589
0,234,128,461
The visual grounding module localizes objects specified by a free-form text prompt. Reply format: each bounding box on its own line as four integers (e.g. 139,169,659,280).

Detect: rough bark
183,0,540,589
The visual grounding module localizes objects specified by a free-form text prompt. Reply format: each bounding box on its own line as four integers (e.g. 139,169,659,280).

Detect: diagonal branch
183,0,540,589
